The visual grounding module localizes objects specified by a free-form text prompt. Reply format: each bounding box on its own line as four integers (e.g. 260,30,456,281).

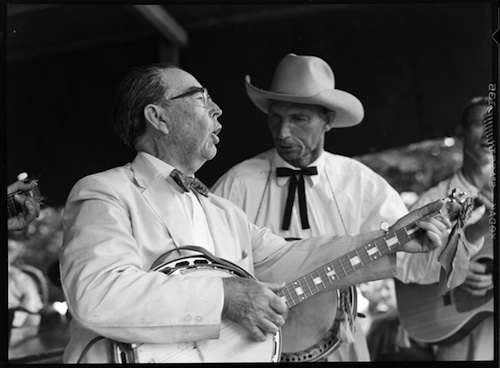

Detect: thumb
391,199,444,231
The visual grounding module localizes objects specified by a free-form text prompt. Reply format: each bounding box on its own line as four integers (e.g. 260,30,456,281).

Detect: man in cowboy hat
212,53,410,361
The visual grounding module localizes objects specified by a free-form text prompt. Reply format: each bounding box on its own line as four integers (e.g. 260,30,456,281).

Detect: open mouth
212,133,220,144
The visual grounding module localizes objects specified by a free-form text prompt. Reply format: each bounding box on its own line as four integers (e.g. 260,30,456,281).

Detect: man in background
396,96,493,360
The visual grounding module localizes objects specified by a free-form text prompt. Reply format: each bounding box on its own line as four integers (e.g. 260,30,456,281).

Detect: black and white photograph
4,1,498,364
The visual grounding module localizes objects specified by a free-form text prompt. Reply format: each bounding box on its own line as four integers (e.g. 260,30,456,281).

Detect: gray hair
112,63,181,149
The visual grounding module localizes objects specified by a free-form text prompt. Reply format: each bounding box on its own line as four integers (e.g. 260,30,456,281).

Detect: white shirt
212,148,409,361
212,149,408,238
143,153,215,253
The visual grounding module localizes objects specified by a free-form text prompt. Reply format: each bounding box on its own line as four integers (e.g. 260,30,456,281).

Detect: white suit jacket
60,152,396,363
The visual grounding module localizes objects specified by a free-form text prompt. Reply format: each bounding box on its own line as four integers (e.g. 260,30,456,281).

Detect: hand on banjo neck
222,193,464,343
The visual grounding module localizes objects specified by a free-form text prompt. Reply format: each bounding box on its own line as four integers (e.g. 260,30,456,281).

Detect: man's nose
210,99,223,119
277,121,292,139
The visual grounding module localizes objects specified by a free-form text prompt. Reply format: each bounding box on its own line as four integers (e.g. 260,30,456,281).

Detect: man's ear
324,111,337,132
144,104,169,135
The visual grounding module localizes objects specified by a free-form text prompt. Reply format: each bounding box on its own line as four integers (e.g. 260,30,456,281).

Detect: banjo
111,190,471,363
278,237,356,362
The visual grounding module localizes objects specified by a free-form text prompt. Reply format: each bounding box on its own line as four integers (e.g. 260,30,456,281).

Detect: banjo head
280,287,356,362
114,254,282,363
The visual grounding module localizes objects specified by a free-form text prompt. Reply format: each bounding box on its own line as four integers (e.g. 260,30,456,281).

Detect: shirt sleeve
249,222,397,289
394,187,444,283
359,170,409,232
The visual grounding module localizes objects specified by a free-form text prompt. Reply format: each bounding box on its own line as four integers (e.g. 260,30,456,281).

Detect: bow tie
170,169,209,197
276,166,318,230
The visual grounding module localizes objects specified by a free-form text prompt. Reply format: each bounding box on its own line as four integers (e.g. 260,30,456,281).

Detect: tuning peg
380,221,389,234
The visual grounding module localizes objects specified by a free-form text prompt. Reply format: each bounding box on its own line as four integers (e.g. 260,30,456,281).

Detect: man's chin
277,148,299,161
202,147,217,161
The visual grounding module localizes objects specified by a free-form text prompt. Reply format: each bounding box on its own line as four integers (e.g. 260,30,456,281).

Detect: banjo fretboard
276,221,424,308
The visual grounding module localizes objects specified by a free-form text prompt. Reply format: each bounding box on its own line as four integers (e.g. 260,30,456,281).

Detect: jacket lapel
194,193,241,262
131,153,193,249
131,153,242,262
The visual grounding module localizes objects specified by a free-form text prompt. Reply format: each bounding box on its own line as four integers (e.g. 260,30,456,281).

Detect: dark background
5,2,495,207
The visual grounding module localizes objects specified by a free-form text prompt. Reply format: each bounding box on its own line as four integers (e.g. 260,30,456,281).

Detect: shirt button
195,315,203,323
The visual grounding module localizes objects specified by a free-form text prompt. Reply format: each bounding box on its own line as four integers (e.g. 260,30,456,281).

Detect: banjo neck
276,220,420,308
276,188,472,309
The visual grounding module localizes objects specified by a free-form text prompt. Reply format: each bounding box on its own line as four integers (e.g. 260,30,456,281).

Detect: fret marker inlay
313,276,323,285
386,234,399,248
294,285,304,297
405,227,419,237
349,255,361,267
367,244,379,257
326,266,337,280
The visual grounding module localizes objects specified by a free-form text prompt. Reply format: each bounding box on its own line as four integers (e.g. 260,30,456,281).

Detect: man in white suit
59,63,450,363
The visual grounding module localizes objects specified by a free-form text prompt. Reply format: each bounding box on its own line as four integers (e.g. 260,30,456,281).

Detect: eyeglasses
169,87,211,107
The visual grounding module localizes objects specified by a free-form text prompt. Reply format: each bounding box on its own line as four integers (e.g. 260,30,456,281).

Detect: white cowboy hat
245,53,364,127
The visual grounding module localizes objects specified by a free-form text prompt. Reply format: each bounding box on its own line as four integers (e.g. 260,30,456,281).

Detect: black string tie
276,166,318,230
170,169,209,197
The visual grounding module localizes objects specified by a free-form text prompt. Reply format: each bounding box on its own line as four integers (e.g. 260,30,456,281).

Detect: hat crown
270,53,335,97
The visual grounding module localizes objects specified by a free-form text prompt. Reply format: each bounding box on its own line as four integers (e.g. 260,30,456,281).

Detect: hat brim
245,75,364,128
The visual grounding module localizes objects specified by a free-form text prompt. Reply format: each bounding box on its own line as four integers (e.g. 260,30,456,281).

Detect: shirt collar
141,152,176,179
141,152,192,196
272,149,324,188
